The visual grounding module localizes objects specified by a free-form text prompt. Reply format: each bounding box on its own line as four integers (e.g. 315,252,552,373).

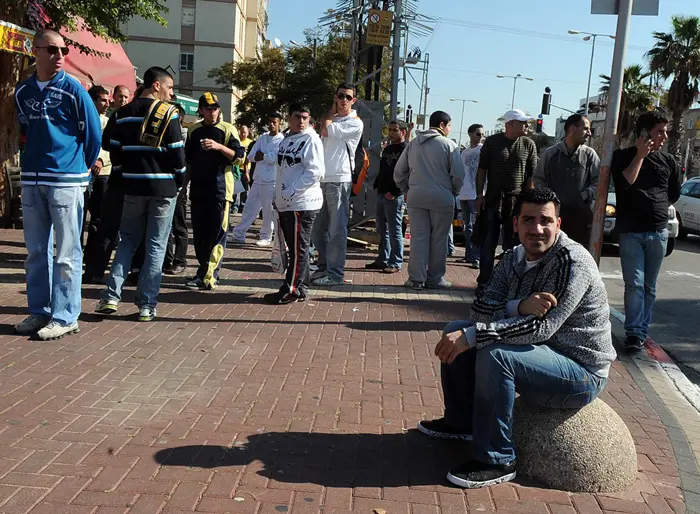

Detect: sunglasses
201,105,219,111
337,93,354,101
36,45,69,56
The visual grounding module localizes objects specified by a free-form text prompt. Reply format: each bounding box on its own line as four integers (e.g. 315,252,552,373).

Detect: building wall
194,0,237,45
124,0,182,39
122,40,181,83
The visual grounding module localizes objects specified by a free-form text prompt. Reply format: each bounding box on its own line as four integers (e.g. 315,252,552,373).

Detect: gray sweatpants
406,206,453,285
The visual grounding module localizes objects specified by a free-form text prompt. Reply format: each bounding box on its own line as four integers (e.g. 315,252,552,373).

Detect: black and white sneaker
624,336,645,352
446,460,516,489
417,418,472,441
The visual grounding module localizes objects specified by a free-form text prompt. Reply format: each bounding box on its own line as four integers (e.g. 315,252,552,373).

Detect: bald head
34,29,62,46
33,29,67,81
113,85,131,108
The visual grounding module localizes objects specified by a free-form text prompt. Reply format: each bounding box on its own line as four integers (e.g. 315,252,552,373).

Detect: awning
61,25,137,93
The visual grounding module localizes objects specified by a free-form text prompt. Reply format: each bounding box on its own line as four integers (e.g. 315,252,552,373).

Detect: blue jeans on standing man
440,320,606,464
460,199,480,263
311,181,352,281
22,185,84,326
619,229,668,342
375,192,404,269
102,195,177,309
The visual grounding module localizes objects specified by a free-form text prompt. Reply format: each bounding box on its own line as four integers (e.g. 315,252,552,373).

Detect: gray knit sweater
467,233,616,377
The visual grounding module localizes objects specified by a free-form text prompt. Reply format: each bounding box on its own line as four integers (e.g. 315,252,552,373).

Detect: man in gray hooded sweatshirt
394,111,466,289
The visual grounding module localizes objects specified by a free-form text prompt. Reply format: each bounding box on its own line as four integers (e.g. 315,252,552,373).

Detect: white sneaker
37,320,80,341
256,239,272,247
14,314,49,335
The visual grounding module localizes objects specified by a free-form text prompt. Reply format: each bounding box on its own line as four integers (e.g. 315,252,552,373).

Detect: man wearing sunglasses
14,29,102,340
311,83,364,286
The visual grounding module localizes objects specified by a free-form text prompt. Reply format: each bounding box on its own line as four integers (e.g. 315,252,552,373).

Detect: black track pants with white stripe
278,209,318,298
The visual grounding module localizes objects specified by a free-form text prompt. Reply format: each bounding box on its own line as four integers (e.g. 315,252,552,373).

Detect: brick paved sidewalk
0,225,690,513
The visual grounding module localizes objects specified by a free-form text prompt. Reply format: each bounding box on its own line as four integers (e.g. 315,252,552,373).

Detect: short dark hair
635,110,669,138
143,66,173,89
88,85,109,101
388,120,408,131
564,114,587,134
429,110,451,128
336,83,355,95
514,188,561,217
288,103,311,115
467,123,483,134
270,112,283,120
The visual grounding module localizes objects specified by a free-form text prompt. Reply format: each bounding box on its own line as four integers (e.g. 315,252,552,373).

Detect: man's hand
434,330,470,364
384,192,395,201
200,138,221,151
635,134,653,159
255,151,265,162
244,171,251,184
475,196,485,212
322,118,332,129
91,159,103,176
518,292,558,318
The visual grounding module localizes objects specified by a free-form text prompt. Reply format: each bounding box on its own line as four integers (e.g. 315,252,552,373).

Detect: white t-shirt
458,143,483,200
36,79,50,91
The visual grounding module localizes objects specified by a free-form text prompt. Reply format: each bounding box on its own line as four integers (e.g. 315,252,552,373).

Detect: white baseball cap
503,109,532,123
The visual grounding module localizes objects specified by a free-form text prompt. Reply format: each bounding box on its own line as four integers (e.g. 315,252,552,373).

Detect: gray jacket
393,129,465,212
467,232,616,377
533,141,600,206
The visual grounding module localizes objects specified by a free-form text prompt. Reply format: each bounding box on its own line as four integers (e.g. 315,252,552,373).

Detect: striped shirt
478,133,537,208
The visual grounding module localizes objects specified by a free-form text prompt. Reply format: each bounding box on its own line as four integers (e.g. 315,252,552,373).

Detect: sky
267,0,700,141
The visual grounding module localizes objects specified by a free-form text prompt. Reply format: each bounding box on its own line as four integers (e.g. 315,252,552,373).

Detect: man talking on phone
611,111,682,352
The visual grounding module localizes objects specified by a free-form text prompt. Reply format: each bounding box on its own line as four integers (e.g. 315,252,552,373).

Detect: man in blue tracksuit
14,29,102,340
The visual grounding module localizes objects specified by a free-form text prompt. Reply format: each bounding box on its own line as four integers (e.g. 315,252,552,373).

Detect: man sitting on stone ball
417,187,617,489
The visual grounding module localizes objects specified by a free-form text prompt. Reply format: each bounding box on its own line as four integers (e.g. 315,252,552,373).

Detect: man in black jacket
611,111,682,351
365,121,407,273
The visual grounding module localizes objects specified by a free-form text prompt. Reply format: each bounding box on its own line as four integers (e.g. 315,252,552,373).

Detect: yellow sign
0,20,35,57
366,9,393,47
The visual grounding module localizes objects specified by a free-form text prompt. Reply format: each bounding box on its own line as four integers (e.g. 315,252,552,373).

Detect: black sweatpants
191,198,230,288
84,176,109,254
278,209,318,299
164,195,188,269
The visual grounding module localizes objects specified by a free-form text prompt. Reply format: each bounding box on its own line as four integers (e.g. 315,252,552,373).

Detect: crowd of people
11,28,685,490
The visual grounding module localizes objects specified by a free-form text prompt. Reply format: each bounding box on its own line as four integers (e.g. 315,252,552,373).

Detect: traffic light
541,87,552,115
536,118,543,133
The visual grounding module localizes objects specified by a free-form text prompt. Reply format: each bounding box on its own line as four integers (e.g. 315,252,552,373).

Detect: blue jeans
102,195,177,309
460,199,480,262
619,229,668,341
22,185,84,325
441,320,606,465
311,181,352,281
375,193,404,268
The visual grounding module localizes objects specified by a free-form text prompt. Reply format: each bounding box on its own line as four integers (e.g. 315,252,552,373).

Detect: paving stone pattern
0,224,689,513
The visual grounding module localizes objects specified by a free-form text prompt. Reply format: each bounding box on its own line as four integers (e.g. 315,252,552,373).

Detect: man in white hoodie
230,113,284,246
264,104,325,305
311,83,364,286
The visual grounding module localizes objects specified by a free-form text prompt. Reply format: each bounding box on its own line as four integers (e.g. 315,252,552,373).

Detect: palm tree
647,15,700,159
598,65,657,145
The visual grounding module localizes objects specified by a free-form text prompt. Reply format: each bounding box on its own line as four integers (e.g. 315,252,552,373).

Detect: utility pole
346,0,360,84
389,0,403,121
589,0,634,263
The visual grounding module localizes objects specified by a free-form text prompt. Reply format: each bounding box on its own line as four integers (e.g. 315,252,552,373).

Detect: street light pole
497,74,534,109
568,30,615,116
449,98,477,147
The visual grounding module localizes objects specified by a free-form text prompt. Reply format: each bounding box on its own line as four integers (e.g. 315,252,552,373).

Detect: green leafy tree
599,65,657,145
647,15,700,159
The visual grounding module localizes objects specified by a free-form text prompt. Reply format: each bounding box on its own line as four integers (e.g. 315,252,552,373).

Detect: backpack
346,138,370,197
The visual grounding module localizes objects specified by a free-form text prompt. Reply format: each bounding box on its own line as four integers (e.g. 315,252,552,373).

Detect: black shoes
365,261,387,270
417,418,472,441
447,460,516,489
264,291,307,305
625,336,645,352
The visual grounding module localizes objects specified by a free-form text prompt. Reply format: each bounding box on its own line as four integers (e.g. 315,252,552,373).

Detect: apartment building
123,0,269,122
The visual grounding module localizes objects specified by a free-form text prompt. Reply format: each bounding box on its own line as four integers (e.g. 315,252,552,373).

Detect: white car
675,177,700,240
603,184,679,256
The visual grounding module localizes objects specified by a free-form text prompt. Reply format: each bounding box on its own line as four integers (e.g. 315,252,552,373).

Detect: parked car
604,181,679,256
675,177,700,240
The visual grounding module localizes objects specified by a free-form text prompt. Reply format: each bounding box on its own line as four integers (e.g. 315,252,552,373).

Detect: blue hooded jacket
15,70,102,187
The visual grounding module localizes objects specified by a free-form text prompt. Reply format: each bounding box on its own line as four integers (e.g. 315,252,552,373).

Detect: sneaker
164,265,186,275
624,336,645,352
471,260,480,270
425,279,453,289
95,299,119,315
446,460,516,489
264,291,302,305
185,277,205,289
37,320,80,341
138,307,156,322
14,314,50,335
365,261,387,270
312,275,344,287
310,270,327,282
417,418,472,441
227,235,245,245
382,266,401,274
256,239,272,247
403,279,424,290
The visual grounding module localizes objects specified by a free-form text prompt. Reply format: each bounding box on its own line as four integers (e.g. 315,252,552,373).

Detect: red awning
61,26,136,93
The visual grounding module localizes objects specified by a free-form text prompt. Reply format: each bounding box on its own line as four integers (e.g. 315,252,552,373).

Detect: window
182,7,195,27
180,53,194,72
681,181,697,196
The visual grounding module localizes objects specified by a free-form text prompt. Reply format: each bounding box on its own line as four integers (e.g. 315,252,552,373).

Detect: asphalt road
600,235,700,384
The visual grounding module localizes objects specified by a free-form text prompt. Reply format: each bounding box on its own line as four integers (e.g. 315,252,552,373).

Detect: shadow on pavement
153,430,470,487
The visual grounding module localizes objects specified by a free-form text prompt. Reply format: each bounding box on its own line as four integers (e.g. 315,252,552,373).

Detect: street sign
537,114,543,119
366,9,393,47
591,0,658,16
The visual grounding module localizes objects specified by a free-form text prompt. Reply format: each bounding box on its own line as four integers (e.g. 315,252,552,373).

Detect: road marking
665,271,700,280
600,272,623,280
